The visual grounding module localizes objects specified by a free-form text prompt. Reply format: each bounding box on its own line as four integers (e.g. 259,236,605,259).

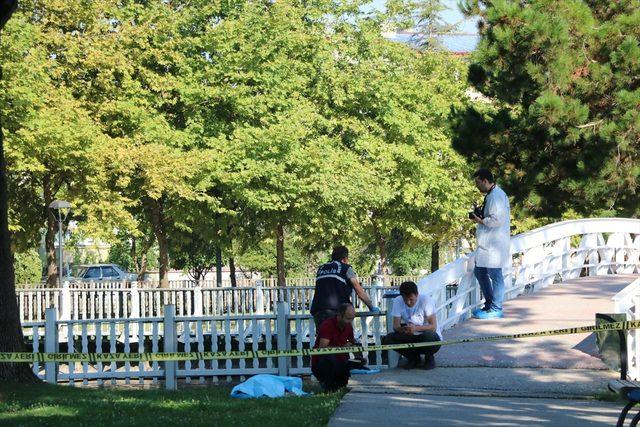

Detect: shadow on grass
0,381,346,427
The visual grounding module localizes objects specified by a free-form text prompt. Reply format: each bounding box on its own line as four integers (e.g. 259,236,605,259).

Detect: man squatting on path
382,281,442,370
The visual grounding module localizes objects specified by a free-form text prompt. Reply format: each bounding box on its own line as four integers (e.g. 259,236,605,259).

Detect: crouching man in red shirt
311,303,358,392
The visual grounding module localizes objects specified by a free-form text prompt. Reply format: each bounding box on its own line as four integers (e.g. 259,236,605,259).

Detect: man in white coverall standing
469,168,511,320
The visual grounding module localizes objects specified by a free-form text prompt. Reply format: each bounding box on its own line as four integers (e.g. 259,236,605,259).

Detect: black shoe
403,358,420,370
421,354,436,370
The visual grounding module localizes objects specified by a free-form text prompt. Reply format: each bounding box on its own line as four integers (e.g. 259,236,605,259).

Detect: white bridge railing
417,218,639,331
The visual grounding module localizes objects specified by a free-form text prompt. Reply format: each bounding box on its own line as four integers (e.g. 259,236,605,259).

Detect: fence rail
20,275,422,289
16,276,422,323
17,280,462,324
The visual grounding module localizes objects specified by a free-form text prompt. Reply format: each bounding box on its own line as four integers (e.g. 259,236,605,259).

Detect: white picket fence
17,283,404,323
16,275,422,323
24,304,389,388
21,275,421,289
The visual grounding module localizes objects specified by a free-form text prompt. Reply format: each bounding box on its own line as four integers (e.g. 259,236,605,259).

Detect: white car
73,264,137,282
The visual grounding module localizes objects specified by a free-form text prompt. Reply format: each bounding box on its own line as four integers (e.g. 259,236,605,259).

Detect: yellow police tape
0,319,637,364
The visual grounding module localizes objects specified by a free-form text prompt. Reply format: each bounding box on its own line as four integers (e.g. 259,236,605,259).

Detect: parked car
73,264,137,282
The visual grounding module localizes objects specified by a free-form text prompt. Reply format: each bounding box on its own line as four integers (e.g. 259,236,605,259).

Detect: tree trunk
0,55,39,382
431,241,440,273
43,174,58,287
215,246,222,286
147,198,169,288
275,223,286,286
229,256,237,287
371,219,388,275
131,236,152,281
136,253,147,282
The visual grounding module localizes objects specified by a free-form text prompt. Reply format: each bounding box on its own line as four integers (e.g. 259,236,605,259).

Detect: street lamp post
49,200,71,288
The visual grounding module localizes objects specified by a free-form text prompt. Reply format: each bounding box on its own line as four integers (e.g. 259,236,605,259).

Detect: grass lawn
0,381,346,427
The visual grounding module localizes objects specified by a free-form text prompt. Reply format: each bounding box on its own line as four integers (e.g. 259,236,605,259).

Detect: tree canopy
1,0,475,285
453,0,639,219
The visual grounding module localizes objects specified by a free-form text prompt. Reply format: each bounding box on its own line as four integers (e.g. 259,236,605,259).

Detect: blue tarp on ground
230,374,308,399
350,368,381,375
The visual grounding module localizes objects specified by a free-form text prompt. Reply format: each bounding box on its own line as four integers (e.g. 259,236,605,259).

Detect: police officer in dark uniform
310,246,379,329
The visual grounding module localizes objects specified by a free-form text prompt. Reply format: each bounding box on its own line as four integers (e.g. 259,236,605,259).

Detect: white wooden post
255,285,265,335
560,237,571,278
130,281,140,338
193,285,203,316
255,286,265,315
276,301,290,377
130,281,140,317
44,307,59,383
579,233,600,277
59,281,71,321
164,304,177,390
454,272,475,320
371,274,383,308
58,281,71,339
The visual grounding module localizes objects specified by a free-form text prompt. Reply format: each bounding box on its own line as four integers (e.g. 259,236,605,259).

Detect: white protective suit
475,185,511,269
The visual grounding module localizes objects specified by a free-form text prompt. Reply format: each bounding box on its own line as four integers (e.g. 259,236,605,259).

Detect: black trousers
382,331,441,361
313,309,337,330
312,355,350,391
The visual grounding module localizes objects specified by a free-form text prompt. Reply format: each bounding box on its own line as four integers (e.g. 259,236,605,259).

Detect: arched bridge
414,218,640,374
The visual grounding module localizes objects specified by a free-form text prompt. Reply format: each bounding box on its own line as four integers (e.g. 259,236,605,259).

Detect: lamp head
49,200,72,221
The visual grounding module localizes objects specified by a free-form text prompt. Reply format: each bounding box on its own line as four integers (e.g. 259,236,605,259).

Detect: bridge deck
438,274,639,369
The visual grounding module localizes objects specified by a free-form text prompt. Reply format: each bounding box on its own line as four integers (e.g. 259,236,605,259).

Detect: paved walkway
330,393,621,426
329,275,639,426
438,275,638,370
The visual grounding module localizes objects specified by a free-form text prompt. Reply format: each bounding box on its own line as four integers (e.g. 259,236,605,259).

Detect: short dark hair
337,303,354,316
399,281,419,297
473,168,494,183
331,245,349,261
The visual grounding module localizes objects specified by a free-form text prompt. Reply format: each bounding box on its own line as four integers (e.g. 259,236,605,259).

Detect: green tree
386,229,432,275
454,0,640,219
236,237,318,279
385,0,456,49
0,4,109,284
0,0,39,383
108,234,159,280
316,18,475,273
205,1,384,285
13,249,42,286
170,218,219,282
51,0,219,287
